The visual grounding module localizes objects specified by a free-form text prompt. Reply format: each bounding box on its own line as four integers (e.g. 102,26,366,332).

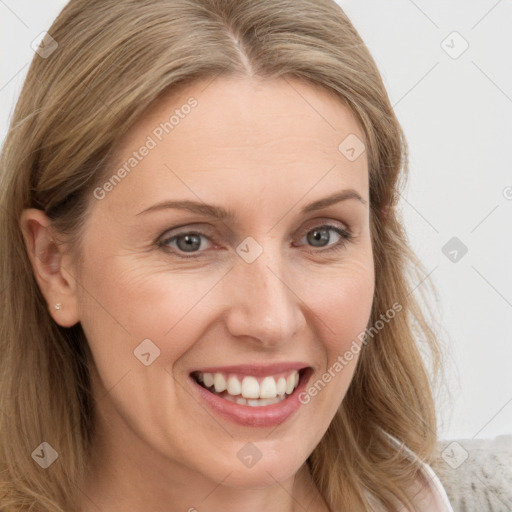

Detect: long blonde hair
0,0,444,510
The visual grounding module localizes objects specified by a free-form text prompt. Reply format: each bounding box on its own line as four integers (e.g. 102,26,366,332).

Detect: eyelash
157,223,355,259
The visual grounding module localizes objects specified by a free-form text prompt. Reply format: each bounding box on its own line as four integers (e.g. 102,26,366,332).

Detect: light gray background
1,0,511,441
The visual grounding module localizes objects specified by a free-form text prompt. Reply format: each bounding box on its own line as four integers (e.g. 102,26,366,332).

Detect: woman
0,0,453,510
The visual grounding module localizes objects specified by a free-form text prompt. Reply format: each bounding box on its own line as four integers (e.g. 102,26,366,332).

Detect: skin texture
20,76,375,512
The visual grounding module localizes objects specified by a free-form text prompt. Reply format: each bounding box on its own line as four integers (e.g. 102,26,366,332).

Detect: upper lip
190,362,309,377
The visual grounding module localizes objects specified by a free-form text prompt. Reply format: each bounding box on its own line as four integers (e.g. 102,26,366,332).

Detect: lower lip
190,369,311,427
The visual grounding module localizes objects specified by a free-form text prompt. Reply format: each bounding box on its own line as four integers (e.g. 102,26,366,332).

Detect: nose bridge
225,238,303,345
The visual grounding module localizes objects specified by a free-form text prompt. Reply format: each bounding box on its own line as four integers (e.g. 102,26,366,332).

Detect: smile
192,370,301,406
189,364,312,427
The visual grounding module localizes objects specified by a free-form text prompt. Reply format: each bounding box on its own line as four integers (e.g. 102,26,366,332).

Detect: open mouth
190,368,308,407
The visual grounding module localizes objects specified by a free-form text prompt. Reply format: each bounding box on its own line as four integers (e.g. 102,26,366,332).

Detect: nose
223,241,306,348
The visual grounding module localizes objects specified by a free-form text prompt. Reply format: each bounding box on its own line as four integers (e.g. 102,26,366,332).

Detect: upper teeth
197,371,300,399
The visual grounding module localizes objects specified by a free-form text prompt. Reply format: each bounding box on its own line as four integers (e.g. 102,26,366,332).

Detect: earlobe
19,208,80,328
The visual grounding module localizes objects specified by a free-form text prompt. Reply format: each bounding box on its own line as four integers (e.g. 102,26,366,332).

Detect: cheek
76,252,233,375
305,256,375,354
298,257,374,410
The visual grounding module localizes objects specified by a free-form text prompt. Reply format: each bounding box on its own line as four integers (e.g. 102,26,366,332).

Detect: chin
221,466,298,489
208,446,307,489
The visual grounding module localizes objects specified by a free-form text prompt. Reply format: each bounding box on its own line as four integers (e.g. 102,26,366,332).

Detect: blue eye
160,232,213,256
158,224,354,259
297,225,353,251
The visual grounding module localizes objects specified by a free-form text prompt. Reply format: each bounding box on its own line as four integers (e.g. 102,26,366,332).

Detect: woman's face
65,76,374,489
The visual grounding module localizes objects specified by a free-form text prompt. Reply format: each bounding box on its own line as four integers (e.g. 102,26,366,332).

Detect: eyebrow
135,189,367,219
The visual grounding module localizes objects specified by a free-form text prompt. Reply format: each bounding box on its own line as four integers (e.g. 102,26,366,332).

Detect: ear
19,208,80,327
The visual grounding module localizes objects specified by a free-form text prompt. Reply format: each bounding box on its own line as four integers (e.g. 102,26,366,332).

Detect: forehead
97,75,368,219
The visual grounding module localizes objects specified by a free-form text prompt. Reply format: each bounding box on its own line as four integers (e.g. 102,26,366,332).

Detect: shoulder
407,460,455,512
362,457,455,511
382,432,454,512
